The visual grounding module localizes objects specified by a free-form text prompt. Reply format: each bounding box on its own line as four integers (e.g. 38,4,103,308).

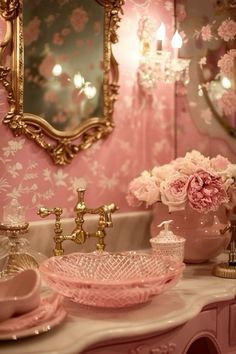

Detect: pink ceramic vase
150,203,232,263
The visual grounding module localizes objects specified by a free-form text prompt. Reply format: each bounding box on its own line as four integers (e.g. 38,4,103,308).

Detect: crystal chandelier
138,16,191,90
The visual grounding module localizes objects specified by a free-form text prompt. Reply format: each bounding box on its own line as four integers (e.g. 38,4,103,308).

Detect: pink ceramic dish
0,293,66,340
0,269,41,322
40,252,185,308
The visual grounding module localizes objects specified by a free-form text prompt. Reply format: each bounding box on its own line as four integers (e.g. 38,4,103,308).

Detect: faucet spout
37,189,118,255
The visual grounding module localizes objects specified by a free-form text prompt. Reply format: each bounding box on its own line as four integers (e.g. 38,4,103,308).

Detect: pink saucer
0,293,66,340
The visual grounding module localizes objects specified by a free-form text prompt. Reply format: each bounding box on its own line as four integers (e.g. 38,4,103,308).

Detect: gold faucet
37,188,118,256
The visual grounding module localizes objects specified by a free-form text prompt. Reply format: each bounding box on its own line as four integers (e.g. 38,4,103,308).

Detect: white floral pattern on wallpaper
2,0,235,221
0,135,133,216
0,0,176,221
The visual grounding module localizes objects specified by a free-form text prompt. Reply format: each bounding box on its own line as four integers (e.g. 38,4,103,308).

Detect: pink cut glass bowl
39,252,184,308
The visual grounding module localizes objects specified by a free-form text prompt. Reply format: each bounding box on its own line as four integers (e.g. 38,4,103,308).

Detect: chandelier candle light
138,16,190,90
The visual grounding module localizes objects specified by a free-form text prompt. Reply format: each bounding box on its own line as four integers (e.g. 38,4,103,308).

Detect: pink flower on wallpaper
218,18,236,41
24,17,41,46
187,170,228,213
38,55,55,78
126,172,160,207
53,33,64,46
45,15,55,25
201,24,213,41
160,174,189,212
44,90,58,103
86,40,93,49
176,4,187,22
70,7,88,32
218,89,236,116
61,27,71,37
93,21,101,34
217,49,236,77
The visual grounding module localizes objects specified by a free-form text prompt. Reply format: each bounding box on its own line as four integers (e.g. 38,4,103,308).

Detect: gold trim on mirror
0,0,124,165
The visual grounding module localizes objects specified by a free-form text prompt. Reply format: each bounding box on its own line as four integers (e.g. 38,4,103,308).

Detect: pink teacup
0,269,41,322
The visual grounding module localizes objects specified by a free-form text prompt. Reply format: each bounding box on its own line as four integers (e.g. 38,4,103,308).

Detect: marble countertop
1,254,236,354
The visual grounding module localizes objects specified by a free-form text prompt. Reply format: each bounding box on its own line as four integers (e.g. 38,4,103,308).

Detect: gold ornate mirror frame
0,0,124,165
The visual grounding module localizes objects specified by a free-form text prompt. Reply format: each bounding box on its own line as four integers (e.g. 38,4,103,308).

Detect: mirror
0,0,124,165
179,0,236,139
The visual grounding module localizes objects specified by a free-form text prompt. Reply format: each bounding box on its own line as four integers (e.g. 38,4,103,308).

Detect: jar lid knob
158,220,173,232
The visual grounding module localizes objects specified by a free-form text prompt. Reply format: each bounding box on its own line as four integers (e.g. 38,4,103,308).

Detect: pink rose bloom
210,155,230,172
201,25,213,41
151,164,176,182
38,55,55,78
24,17,41,46
187,170,228,213
174,150,211,176
218,18,236,41
126,172,160,207
217,49,236,77
218,89,236,115
70,7,88,32
160,174,189,212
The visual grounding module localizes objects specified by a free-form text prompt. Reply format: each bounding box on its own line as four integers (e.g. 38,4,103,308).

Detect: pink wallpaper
0,0,175,221
2,0,234,222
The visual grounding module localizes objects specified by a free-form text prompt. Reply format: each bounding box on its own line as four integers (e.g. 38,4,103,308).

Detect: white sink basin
27,211,152,258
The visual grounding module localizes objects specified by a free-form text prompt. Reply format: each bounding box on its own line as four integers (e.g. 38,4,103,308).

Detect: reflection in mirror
0,0,124,165
23,0,104,132
179,0,236,139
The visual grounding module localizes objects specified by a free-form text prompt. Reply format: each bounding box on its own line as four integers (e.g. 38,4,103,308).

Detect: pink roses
187,170,228,213
126,172,160,207
127,151,235,214
160,175,188,212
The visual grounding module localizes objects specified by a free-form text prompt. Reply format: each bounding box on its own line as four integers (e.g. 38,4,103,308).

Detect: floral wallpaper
0,0,175,221
1,0,235,222
23,0,103,131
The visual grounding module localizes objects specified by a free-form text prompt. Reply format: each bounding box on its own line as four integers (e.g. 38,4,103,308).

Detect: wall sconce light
138,16,191,91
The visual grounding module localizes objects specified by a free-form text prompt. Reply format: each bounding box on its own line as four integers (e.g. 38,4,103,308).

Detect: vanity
0,211,235,354
0,253,236,354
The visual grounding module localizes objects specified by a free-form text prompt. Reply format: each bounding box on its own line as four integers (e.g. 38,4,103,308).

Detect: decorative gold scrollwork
0,0,124,165
0,0,19,20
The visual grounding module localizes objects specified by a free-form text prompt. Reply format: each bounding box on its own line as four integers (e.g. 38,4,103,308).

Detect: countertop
1,255,236,354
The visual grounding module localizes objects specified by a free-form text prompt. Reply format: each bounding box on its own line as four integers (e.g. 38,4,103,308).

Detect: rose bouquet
126,150,236,214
